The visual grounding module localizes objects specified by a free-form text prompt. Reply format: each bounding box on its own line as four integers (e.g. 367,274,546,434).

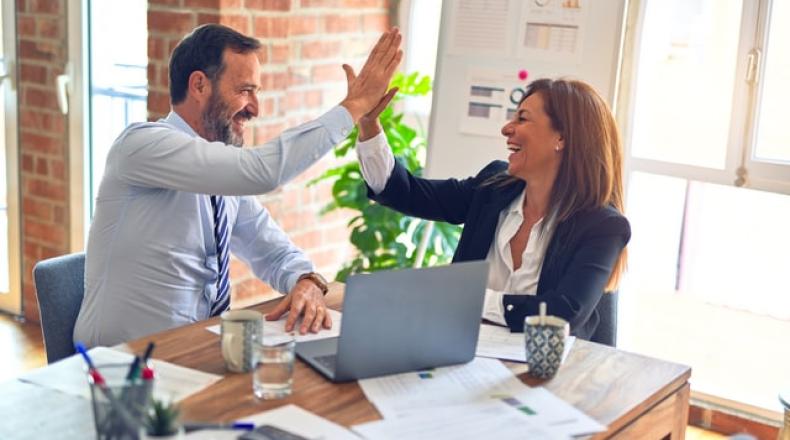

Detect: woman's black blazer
368,160,631,340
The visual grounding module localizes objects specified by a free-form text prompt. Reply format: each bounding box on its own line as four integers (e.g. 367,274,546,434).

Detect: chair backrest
33,252,86,363
589,292,618,347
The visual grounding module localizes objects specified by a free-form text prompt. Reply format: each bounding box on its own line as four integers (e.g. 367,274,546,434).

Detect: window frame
0,0,21,315
66,0,90,252
742,0,790,193
618,0,789,196
616,0,788,421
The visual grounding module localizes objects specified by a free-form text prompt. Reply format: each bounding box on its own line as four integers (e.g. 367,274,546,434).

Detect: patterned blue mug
524,315,569,379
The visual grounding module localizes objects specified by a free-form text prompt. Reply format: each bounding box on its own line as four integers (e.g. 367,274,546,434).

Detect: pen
125,356,141,381
75,341,141,432
75,342,96,370
142,341,156,363
183,422,255,433
141,362,155,403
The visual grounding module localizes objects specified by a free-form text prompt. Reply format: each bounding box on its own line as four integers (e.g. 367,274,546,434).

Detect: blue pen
75,341,141,433
183,422,255,433
75,342,96,370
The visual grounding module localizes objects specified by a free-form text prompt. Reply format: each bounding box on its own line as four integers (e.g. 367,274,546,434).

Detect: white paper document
358,357,604,437
461,69,527,137
184,404,358,440
517,0,589,63
353,400,559,440
0,380,95,440
206,309,342,345
358,357,519,419
448,0,513,56
476,324,576,364
19,346,221,402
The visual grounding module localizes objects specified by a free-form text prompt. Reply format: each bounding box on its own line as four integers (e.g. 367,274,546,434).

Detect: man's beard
201,91,249,147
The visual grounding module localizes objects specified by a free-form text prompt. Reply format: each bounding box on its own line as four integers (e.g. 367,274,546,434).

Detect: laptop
296,260,489,382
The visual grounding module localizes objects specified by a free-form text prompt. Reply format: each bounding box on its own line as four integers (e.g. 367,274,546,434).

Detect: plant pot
139,426,185,440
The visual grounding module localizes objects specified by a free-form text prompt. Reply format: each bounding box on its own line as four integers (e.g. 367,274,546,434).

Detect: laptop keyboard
314,354,337,372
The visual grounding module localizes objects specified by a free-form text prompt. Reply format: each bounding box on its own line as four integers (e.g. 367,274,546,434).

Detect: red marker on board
518,69,529,81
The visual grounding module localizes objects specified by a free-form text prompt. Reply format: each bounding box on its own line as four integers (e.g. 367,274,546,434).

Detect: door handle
56,62,73,115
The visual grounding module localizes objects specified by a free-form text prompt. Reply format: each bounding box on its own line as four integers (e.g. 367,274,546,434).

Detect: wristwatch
297,272,329,295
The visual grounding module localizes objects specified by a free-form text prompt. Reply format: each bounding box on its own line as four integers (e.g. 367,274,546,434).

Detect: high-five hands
357,87,398,142
340,28,403,123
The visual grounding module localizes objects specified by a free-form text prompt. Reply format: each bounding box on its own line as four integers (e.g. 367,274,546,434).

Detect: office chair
589,292,618,347
33,252,86,364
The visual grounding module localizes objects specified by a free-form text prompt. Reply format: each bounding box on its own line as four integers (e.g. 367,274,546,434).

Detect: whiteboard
425,0,627,179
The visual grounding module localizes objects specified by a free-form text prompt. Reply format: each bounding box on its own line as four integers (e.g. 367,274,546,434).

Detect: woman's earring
555,144,561,152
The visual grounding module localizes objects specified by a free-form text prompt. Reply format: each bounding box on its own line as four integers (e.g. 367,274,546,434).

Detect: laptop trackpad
296,337,339,377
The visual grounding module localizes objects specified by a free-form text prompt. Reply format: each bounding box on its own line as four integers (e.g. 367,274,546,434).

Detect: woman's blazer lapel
454,181,524,262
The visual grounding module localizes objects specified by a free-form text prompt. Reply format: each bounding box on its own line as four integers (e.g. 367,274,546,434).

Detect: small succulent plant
145,398,181,437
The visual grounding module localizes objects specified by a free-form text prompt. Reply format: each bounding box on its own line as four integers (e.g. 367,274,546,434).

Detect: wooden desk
125,284,691,439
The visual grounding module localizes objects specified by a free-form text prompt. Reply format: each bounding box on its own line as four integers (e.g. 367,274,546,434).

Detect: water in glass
253,339,295,399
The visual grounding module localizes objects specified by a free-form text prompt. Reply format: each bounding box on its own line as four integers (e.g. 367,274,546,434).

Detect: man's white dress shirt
356,132,554,325
74,107,352,347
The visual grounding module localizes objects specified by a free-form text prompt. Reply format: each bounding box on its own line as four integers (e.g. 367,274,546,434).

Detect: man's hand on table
265,279,333,334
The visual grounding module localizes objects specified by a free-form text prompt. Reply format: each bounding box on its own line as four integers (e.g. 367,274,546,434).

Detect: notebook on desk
296,260,489,382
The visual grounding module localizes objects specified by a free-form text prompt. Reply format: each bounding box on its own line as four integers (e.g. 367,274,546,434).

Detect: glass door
87,0,148,215
66,0,147,249
0,0,21,315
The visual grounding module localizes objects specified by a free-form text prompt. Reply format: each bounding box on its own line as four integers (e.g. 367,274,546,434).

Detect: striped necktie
209,195,231,316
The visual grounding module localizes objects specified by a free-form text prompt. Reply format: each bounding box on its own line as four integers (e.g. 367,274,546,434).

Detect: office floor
0,313,45,382
619,290,790,414
0,313,728,438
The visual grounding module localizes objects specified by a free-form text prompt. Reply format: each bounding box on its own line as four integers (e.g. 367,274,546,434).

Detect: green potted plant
310,72,462,281
141,398,183,439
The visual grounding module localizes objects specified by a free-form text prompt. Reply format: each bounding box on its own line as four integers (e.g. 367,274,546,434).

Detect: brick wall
17,0,70,322
147,0,391,305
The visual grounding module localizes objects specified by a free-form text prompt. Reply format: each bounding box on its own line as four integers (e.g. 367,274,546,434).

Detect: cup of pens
524,302,569,379
87,363,153,439
78,342,156,440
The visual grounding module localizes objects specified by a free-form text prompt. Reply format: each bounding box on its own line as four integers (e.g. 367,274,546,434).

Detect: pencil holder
524,303,570,379
88,363,153,440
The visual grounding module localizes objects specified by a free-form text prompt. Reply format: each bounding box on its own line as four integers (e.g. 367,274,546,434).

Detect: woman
355,78,630,342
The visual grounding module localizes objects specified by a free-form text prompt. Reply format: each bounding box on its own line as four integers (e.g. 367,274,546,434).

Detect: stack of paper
0,380,95,440
476,323,576,363
20,346,221,402
353,400,557,440
184,404,357,440
206,309,342,345
356,357,604,439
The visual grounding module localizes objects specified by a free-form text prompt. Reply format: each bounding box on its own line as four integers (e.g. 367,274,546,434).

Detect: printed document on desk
353,400,561,440
0,380,94,440
206,309,342,345
183,404,357,440
358,357,604,437
19,346,221,402
476,324,576,363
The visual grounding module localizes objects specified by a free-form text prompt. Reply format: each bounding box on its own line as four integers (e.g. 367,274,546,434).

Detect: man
74,24,402,347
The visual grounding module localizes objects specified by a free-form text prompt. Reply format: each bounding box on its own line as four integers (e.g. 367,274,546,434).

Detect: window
400,0,443,118
746,0,790,188
0,0,20,314
66,0,148,247
88,0,148,215
628,0,743,170
618,0,790,416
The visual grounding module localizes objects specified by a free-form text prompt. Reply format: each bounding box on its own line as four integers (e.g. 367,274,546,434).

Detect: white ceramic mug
220,310,263,373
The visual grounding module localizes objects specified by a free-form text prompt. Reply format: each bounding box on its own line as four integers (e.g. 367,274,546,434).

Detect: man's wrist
297,272,329,295
339,99,365,123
